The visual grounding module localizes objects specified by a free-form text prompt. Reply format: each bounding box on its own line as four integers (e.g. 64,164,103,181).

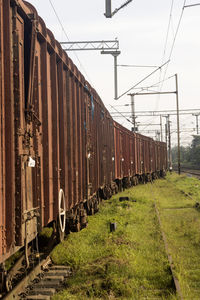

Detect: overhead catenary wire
161,0,187,85
48,0,92,83
162,0,175,62
160,0,175,75
158,0,175,93
118,64,159,68
110,104,134,125
144,74,176,91
117,60,170,99
125,74,176,99
184,3,200,8
148,0,175,117
111,108,200,115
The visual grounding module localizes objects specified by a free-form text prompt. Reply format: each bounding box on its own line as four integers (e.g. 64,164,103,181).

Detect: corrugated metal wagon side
114,122,138,189
0,0,42,264
85,89,115,202
0,1,168,288
32,10,89,232
154,141,167,177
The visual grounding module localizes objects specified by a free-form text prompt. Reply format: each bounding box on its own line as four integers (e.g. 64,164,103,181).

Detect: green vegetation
172,135,200,166
5,251,23,271
51,173,200,299
5,227,54,272
51,183,175,299
153,173,200,299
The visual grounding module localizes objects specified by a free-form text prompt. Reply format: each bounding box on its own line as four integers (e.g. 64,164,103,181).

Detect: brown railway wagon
84,87,115,202
0,0,167,289
0,0,117,267
114,122,167,186
114,121,136,185
143,136,154,176
135,133,144,176
0,0,88,263
154,141,167,177
159,141,168,173
114,122,152,186
134,133,155,180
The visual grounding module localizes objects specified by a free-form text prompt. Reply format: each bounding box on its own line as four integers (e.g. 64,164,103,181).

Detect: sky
28,0,200,147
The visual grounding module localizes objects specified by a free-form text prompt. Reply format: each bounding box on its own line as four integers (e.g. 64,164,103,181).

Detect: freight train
0,0,167,291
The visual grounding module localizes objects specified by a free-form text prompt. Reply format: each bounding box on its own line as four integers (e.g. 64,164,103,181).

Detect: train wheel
57,189,66,242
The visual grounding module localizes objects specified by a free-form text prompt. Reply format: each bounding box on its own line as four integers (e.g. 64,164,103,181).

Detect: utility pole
192,113,200,134
165,122,168,144
131,94,135,132
155,130,160,141
128,94,137,132
101,50,121,99
168,117,172,170
128,74,181,174
163,115,169,167
105,0,112,17
160,115,163,141
175,74,181,175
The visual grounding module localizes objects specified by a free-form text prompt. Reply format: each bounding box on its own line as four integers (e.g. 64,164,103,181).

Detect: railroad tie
24,265,72,299
28,287,56,296
26,296,51,300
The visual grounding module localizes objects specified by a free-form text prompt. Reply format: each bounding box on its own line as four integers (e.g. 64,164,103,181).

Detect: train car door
13,9,40,247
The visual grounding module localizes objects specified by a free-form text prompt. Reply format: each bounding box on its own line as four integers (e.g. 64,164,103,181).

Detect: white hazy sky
28,0,200,146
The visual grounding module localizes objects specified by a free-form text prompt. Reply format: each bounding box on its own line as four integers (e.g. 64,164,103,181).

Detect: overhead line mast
61,39,120,99
61,40,119,51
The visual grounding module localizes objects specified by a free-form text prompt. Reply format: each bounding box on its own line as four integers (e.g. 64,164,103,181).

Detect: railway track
1,228,72,299
181,169,200,178
173,166,200,178
149,185,184,300
3,256,72,300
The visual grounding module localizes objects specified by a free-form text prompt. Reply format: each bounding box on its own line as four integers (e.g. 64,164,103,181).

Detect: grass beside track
51,181,176,299
51,173,200,299
153,173,200,299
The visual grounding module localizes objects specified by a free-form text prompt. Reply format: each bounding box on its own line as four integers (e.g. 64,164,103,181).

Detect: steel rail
4,256,52,300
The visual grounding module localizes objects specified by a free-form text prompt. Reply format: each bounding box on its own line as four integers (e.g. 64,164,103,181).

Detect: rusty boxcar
0,0,167,292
